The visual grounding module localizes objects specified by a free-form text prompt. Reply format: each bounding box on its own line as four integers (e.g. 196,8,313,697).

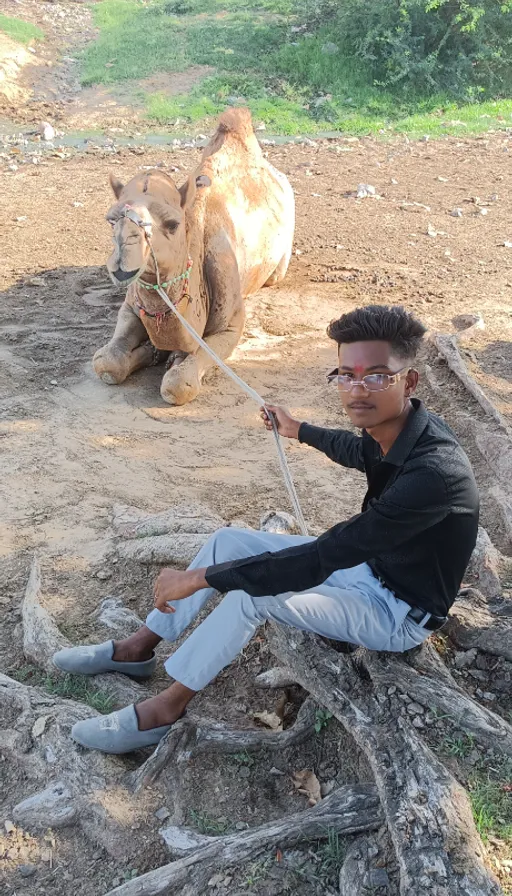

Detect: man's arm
205,463,450,597
263,404,365,471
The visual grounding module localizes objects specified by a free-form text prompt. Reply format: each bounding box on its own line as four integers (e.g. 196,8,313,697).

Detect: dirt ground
1,8,512,891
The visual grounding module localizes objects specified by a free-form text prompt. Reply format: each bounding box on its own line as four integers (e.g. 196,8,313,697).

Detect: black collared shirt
205,400,479,617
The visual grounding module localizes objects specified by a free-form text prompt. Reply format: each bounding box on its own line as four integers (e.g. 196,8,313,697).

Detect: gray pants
145,528,429,691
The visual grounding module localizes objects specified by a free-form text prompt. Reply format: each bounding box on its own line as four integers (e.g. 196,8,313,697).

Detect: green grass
188,809,233,835
0,13,43,45
11,664,114,714
81,0,512,136
468,763,512,844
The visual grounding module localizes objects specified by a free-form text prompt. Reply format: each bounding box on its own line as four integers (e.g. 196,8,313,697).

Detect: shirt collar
371,398,429,467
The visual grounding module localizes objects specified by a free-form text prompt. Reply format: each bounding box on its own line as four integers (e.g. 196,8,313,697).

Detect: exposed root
128,698,317,793
446,587,512,662
434,334,510,434
360,647,512,755
103,784,383,896
21,556,149,708
268,626,502,896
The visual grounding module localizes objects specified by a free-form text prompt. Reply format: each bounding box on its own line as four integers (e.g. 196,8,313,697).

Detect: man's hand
261,404,302,440
154,567,208,614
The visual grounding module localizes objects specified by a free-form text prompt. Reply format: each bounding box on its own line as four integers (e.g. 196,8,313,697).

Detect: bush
296,0,512,98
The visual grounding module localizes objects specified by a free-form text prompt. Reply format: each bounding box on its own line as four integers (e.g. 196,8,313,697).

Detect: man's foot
71,705,174,753
53,639,157,680
134,683,195,730
112,626,162,663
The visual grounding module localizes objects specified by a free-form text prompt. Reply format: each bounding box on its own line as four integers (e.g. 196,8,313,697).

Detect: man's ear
109,174,124,199
405,368,419,396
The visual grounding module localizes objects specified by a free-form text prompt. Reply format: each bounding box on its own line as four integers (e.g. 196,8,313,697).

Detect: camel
93,108,295,405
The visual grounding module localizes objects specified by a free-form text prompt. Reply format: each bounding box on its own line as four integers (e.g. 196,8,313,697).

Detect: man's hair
327,304,426,360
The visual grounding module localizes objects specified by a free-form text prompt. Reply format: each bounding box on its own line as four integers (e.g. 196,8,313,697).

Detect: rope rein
123,205,308,535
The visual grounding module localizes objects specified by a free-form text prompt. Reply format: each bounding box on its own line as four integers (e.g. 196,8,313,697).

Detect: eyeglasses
326,366,411,392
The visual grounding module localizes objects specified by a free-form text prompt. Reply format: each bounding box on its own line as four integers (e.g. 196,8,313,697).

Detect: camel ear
109,173,124,199
178,175,196,210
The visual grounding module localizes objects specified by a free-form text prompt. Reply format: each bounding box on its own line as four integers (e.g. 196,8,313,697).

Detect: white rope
153,284,309,536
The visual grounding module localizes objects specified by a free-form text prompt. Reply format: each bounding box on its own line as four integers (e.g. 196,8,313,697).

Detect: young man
55,304,479,753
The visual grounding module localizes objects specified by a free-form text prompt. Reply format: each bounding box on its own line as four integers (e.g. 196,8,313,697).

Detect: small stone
320,780,335,797
40,122,56,142
155,807,170,822
387,686,397,695
468,669,488,681
450,208,463,217
482,692,496,702
208,873,224,887
18,864,37,878
412,716,425,729
4,820,15,833
478,207,488,215
235,822,247,830
369,868,389,888
407,702,424,714
356,183,376,198
269,767,285,776
238,766,251,779
454,649,477,669
425,712,436,724
367,845,379,859
96,569,112,580
50,380,58,387
32,716,49,738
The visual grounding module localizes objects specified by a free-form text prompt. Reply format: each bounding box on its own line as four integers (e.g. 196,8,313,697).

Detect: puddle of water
0,118,349,153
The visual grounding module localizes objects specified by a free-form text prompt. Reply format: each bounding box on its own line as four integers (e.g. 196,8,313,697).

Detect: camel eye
164,218,179,234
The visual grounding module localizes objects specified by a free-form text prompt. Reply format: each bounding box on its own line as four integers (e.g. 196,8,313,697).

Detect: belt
406,605,448,631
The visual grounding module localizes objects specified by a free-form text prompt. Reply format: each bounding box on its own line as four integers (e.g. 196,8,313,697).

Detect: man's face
336,340,418,429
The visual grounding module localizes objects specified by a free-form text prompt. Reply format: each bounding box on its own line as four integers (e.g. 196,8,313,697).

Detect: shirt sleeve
205,464,450,597
298,423,365,471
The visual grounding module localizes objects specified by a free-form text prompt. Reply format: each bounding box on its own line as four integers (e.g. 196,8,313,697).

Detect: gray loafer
53,640,156,680
71,705,172,753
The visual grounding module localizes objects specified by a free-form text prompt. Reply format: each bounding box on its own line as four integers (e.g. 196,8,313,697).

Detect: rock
454,649,478,669
13,782,76,830
208,873,225,887
39,122,56,142
321,41,338,54
31,716,49,738
450,208,463,217
96,597,143,637
320,780,335,797
369,868,389,888
406,702,424,714
154,807,170,822
260,510,300,535
356,183,376,198
238,766,251,779
4,820,15,833
18,864,37,878
387,686,397,695
160,825,214,857
96,569,112,581
269,766,285,776
482,692,496,702
412,716,425,729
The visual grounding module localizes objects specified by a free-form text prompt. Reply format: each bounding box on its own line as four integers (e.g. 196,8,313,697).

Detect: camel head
105,169,208,288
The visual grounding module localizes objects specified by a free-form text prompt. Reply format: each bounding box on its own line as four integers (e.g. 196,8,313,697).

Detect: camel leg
160,304,245,406
264,246,292,287
93,302,165,385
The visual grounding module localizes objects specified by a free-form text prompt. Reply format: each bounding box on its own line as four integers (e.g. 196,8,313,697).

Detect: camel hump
202,107,259,160
217,107,254,138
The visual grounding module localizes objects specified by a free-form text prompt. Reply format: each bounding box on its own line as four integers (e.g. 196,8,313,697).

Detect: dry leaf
292,769,321,806
253,711,283,731
32,716,49,738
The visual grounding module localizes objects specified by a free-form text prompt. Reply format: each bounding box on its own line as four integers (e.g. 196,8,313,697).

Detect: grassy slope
81,0,512,136
0,13,43,45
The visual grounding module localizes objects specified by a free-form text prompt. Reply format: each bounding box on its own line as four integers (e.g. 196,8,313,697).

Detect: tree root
21,556,149,708
103,784,383,896
359,647,512,754
127,698,317,792
268,626,502,896
446,587,512,662
434,334,510,434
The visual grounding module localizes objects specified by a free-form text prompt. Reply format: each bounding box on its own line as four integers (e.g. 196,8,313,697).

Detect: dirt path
1,133,512,894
